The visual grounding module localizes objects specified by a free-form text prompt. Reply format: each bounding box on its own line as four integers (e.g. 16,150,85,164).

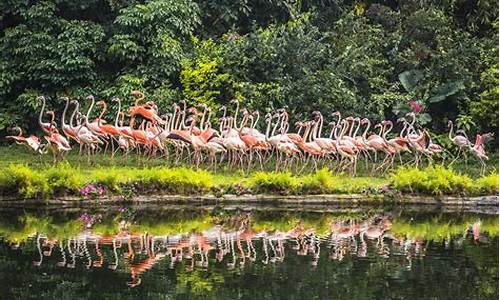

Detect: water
0,205,497,299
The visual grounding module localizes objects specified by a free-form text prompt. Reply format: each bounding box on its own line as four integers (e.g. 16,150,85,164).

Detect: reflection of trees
175,269,224,298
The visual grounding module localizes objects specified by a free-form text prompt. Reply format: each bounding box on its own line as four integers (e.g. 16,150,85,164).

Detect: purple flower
79,183,106,198
409,100,423,113
116,195,125,201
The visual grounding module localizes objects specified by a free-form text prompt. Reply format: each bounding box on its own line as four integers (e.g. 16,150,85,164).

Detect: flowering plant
79,184,106,198
408,99,423,113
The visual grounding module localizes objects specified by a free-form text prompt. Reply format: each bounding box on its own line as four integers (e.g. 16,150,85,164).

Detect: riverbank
0,145,497,202
0,163,497,202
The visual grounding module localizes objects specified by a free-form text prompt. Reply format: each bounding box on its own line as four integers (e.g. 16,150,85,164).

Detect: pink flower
409,100,423,113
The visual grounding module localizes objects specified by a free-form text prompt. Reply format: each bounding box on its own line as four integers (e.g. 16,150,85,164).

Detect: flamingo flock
5,92,494,174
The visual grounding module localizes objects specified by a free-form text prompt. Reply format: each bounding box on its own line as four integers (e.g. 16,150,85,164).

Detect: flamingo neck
318,115,324,138
448,122,454,141
353,120,361,137
85,97,95,126
62,98,69,127
303,124,311,142
383,122,392,139
200,107,207,130
362,121,371,143
328,123,336,139
399,121,407,138
70,103,79,128
271,115,281,136
265,119,272,140
205,111,212,130
239,115,248,134
134,92,144,106
115,99,122,127
233,101,240,128
38,97,46,127
130,116,136,129
189,118,196,134
98,102,107,126
180,112,187,130
252,112,260,129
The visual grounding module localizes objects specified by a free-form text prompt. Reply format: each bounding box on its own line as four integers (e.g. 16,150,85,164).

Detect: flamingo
96,100,122,154
44,111,71,163
6,126,44,154
239,111,268,170
310,111,337,155
447,120,472,165
61,97,79,143
128,91,165,125
84,96,108,149
379,120,410,169
36,96,55,134
334,120,359,175
469,132,494,174
73,101,103,158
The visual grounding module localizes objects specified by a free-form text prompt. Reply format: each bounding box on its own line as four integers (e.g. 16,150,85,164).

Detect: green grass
0,145,497,199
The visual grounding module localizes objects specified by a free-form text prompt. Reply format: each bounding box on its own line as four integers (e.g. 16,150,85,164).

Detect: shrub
250,171,299,195
300,168,332,194
44,163,84,196
135,167,213,194
0,164,50,198
90,168,129,191
475,173,499,195
391,165,473,195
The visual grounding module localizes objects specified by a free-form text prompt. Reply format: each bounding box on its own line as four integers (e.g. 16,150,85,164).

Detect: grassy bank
0,162,497,200
0,145,497,199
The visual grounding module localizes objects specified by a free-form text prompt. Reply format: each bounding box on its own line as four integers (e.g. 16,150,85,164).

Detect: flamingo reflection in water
21,214,495,288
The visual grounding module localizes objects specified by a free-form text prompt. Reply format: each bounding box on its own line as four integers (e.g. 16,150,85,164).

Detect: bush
391,165,473,195
44,163,84,196
135,167,213,194
90,168,129,191
0,164,50,198
475,173,499,195
250,171,299,195
300,168,332,194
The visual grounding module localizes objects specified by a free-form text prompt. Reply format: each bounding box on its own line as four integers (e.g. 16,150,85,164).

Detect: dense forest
0,0,498,136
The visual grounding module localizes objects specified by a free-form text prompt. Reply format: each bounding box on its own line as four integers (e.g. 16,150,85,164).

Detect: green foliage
391,165,475,195
134,167,213,194
469,63,499,133
301,168,332,194
44,163,84,195
0,152,497,199
90,168,128,191
180,38,234,109
0,164,50,198
0,1,498,135
250,171,299,194
475,173,499,195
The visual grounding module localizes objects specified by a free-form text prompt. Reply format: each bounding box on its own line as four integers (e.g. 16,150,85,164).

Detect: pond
0,205,498,299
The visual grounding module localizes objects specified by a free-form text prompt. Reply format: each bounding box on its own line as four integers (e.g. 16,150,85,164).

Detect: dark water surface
0,205,498,299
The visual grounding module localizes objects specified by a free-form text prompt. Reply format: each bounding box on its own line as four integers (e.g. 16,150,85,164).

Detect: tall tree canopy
0,0,498,134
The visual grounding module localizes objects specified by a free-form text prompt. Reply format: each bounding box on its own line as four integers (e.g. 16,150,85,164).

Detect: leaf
428,80,465,103
398,70,424,92
418,113,432,124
